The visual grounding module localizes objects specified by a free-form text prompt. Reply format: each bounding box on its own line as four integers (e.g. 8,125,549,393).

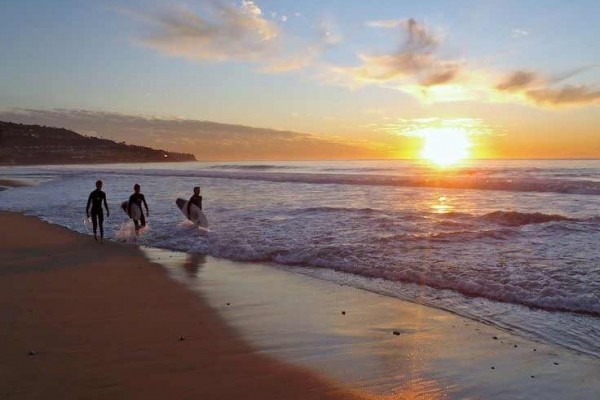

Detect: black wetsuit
187,194,202,217
128,193,148,230
87,189,107,237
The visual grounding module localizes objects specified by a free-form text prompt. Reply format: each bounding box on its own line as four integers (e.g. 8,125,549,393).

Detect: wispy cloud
526,85,600,106
495,68,600,106
125,4,599,109
137,1,277,61
125,0,333,73
374,117,497,137
325,19,463,88
496,70,539,91
511,28,529,39
365,19,406,29
0,108,382,160
323,18,599,108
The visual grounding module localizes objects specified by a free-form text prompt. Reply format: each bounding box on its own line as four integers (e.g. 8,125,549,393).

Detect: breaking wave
91,169,600,195
479,211,575,226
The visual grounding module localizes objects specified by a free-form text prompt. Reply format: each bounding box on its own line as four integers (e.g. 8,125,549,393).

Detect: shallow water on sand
145,249,600,400
0,159,598,357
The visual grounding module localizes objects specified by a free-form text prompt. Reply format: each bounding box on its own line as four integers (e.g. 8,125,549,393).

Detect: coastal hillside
0,121,196,165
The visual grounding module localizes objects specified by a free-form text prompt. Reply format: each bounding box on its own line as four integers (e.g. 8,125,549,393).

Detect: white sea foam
0,159,598,356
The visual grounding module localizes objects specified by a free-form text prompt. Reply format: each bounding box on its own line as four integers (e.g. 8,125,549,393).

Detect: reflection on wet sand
184,253,207,278
143,248,600,400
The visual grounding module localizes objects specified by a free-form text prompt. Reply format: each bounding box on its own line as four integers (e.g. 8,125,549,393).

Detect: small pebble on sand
393,330,400,336
492,336,498,340
341,311,346,315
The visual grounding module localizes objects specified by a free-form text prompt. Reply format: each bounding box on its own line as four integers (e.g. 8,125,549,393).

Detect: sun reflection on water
430,195,454,214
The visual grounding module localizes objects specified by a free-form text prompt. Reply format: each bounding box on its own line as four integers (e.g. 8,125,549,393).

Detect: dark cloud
401,18,439,52
497,69,600,106
333,18,462,87
0,109,380,160
496,70,538,91
526,85,600,106
420,63,462,86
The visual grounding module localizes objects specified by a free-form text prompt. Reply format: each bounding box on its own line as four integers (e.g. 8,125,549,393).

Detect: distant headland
0,121,196,165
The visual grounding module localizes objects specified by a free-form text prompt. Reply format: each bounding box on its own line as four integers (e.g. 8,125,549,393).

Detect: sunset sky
1,0,599,160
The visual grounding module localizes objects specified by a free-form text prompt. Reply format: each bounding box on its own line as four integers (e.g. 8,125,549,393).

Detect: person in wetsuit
86,180,109,242
186,186,202,219
128,183,149,233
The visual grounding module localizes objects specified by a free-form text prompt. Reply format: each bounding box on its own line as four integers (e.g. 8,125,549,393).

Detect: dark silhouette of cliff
0,121,196,165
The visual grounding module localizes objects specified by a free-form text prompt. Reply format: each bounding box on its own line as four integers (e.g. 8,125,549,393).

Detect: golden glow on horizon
419,128,471,166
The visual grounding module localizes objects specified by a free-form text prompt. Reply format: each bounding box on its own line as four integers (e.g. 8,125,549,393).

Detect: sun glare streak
419,128,471,166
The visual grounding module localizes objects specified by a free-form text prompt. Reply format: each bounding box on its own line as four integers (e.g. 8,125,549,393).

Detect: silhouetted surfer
86,180,109,242
128,183,149,234
187,186,202,218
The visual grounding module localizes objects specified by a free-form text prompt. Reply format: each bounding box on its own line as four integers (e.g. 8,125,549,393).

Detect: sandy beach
2,0,599,397
1,211,599,400
0,212,363,400
150,250,600,399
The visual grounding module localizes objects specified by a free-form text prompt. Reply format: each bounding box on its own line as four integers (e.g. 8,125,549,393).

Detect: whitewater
0,159,598,357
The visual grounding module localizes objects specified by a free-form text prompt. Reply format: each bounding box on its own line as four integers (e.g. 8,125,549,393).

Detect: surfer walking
128,183,149,234
86,180,109,242
187,186,202,218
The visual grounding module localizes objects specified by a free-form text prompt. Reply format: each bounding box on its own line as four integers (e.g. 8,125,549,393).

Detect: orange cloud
325,19,599,109
526,85,600,106
496,70,539,91
495,69,600,106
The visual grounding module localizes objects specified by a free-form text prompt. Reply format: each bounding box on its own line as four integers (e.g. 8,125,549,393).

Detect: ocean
0,159,598,357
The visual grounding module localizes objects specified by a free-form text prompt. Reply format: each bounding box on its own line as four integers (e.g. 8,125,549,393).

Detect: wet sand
1,212,599,400
0,179,29,189
0,212,363,400
147,250,600,400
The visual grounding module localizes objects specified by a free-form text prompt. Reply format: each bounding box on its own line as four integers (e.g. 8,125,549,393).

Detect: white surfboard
176,198,208,228
121,200,142,220
83,216,93,232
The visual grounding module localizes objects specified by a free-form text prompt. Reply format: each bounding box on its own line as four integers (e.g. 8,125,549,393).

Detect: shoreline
0,212,364,399
0,179,30,188
0,160,198,168
148,248,600,399
0,213,598,398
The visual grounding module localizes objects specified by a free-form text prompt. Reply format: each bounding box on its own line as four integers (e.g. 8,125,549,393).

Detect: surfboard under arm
176,198,208,228
121,200,142,220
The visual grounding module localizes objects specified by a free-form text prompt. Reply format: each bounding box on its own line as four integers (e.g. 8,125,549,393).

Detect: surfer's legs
91,209,104,241
132,215,145,236
97,210,104,241
91,210,99,239
133,218,142,235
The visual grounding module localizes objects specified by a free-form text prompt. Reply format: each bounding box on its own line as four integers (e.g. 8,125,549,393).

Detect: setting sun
420,128,471,166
